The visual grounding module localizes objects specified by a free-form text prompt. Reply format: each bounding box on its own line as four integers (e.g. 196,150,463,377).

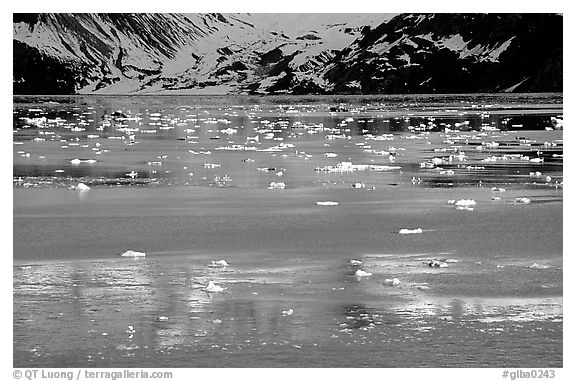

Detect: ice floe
317,201,339,206
204,280,226,293
209,259,229,268
513,197,531,204
74,182,91,191
120,250,146,258
354,269,372,277
384,278,401,286
268,181,286,189
398,228,423,234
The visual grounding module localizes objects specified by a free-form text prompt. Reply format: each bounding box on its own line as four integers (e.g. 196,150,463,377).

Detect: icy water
13,94,563,367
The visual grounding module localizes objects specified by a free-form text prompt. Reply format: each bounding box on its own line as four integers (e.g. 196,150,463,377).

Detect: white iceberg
428,260,448,268
268,181,286,189
384,278,400,286
514,197,531,204
121,250,146,258
399,228,423,234
204,280,225,293
75,182,91,191
354,269,372,277
209,259,229,268
317,201,339,206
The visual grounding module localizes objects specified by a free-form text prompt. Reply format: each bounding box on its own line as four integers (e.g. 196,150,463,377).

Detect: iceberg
399,228,423,234
121,250,146,258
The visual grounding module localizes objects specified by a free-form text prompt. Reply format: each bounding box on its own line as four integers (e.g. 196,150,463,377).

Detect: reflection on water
13,94,562,367
13,94,562,191
14,252,562,367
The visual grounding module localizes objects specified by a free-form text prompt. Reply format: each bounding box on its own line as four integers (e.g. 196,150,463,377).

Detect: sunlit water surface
13,94,562,367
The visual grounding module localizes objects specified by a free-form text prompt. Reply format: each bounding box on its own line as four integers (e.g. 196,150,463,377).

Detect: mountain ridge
13,13,562,95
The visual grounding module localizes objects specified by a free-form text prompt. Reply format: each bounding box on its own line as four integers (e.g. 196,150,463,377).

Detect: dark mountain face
13,13,562,95
325,13,562,94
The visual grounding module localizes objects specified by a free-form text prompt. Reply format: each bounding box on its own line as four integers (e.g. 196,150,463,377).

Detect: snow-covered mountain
13,13,562,95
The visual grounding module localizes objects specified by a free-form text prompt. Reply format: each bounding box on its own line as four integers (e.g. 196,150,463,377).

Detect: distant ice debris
349,259,363,266
324,152,338,157
71,158,97,165
317,201,339,206
491,187,505,192
156,316,169,322
268,181,286,189
398,228,423,234
315,161,400,173
352,182,366,189
428,260,448,268
354,269,372,277
74,182,91,191
209,259,229,268
126,171,138,179
282,308,294,316
528,263,550,269
384,278,400,286
204,280,225,293
513,197,531,204
121,250,146,258
448,199,477,211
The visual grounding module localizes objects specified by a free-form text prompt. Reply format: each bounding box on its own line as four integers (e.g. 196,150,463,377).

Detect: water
13,94,563,367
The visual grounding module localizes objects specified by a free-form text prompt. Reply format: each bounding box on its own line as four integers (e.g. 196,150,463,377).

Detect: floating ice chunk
514,197,531,204
454,199,477,208
70,158,96,165
399,228,423,234
204,280,225,293
491,187,506,192
530,158,544,163
268,181,286,189
126,171,138,179
349,259,363,266
220,128,237,135
444,259,458,263
384,278,400,286
204,163,221,169
317,201,339,206
121,250,146,258
529,171,542,177
352,182,366,189
282,308,294,316
209,260,229,268
483,142,499,148
428,260,448,268
324,153,338,157
354,269,372,277
492,196,502,201
156,316,169,322
439,170,454,175
75,182,91,191
369,165,401,171
528,263,550,269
